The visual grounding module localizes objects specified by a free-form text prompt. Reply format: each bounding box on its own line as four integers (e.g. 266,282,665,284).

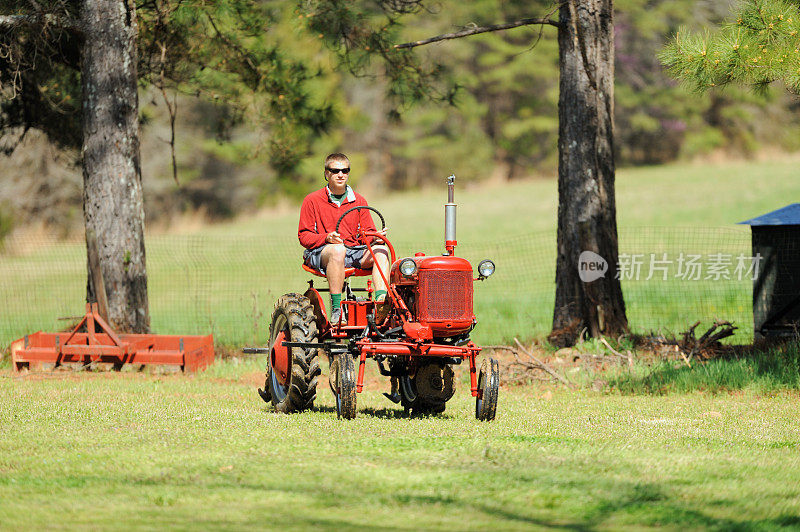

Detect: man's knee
373,244,389,261
323,243,346,265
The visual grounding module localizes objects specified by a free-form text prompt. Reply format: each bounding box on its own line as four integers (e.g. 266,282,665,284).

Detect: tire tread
264,293,319,413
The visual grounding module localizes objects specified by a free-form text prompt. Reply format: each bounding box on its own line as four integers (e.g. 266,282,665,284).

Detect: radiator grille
418,270,473,321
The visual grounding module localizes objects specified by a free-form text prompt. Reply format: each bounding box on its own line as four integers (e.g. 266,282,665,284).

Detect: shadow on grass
359,406,408,419
122,456,800,531
578,480,800,530
390,477,800,530
313,404,453,420
608,342,800,394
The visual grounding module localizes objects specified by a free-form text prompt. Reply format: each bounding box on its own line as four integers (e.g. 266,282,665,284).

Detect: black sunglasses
326,167,350,174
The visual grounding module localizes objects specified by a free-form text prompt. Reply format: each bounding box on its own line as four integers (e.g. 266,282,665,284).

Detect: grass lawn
1,359,800,530
3,157,800,528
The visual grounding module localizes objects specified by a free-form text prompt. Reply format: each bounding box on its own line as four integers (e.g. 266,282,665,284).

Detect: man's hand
326,231,343,244
370,227,388,245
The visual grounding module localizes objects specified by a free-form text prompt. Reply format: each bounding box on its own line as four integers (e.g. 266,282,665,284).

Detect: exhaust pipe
445,174,457,255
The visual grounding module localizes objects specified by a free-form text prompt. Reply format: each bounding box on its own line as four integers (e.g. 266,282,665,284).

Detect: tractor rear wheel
399,363,455,415
475,357,499,421
329,354,357,419
261,293,320,413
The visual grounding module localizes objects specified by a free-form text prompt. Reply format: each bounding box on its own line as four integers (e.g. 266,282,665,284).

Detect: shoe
375,298,391,322
330,306,342,325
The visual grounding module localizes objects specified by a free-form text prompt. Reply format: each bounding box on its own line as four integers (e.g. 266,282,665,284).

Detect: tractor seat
302,263,371,278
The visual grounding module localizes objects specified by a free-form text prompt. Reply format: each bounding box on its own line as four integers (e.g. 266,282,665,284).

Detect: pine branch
0,14,82,36
394,17,560,49
661,0,800,94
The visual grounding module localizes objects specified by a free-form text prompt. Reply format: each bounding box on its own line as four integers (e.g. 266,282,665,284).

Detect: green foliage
607,342,800,394
0,54,82,153
389,97,495,186
662,0,800,93
456,2,561,174
0,1,341,192
615,0,797,164
299,0,456,109
299,0,562,181
0,203,13,246
301,0,800,184
5,0,800,214
200,139,256,166
681,126,727,158
137,1,339,189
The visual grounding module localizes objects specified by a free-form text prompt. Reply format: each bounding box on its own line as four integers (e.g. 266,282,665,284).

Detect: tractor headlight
478,259,496,279
399,258,418,276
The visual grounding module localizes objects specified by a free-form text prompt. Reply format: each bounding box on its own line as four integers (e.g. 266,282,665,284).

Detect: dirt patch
484,333,771,390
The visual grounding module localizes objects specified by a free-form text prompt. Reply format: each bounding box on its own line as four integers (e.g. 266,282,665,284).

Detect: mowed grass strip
1,361,800,530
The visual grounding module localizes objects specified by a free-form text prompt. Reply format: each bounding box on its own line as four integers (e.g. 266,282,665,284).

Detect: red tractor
252,176,498,420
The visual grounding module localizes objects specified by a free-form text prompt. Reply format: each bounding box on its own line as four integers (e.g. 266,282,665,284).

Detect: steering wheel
335,205,386,234
333,205,404,317
334,205,396,276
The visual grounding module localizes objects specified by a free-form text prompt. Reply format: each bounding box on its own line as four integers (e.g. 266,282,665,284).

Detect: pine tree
661,0,800,93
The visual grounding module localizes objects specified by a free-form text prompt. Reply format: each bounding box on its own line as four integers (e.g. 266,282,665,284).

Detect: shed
739,204,800,339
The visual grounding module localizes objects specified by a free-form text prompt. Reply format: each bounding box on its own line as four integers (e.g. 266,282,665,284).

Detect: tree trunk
80,0,149,332
550,0,627,347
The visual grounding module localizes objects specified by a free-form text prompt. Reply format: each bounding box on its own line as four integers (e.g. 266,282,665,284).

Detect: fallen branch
701,320,736,344
681,321,701,347
678,348,692,368
513,338,571,385
599,337,633,366
486,344,571,386
683,320,738,361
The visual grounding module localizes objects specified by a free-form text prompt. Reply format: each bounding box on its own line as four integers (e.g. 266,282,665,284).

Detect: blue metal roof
738,204,800,226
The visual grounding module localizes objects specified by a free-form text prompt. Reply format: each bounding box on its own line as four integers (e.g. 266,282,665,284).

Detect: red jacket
298,186,377,249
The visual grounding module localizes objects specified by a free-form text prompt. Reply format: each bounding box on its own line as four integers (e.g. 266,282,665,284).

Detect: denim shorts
303,244,368,275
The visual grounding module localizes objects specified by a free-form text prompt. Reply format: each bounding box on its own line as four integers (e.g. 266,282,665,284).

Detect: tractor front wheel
329,354,357,419
399,363,454,416
261,293,320,413
475,357,499,421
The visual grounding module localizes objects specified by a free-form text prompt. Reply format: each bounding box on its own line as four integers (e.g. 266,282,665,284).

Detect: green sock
331,293,342,315
375,289,387,301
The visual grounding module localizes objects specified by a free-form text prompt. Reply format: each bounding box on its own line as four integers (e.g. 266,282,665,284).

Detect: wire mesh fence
0,226,756,348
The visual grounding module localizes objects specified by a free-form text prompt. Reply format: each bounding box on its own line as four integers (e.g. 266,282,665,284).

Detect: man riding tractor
298,153,390,325
254,156,500,420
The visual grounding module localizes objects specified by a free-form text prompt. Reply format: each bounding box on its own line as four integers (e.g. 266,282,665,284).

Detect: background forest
1,0,799,237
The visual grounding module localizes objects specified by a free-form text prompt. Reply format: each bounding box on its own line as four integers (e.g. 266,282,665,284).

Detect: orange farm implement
10,303,214,372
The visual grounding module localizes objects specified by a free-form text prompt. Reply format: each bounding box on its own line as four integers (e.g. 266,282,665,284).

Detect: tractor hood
390,254,472,280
